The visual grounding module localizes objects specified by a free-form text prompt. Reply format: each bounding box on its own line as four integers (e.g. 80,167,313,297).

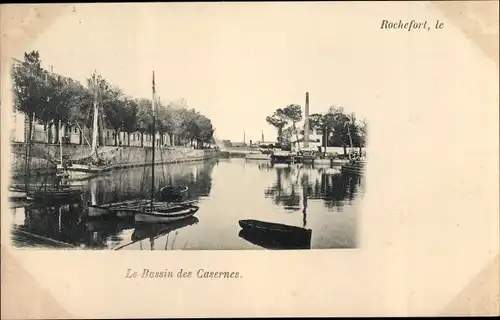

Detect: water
10,158,365,250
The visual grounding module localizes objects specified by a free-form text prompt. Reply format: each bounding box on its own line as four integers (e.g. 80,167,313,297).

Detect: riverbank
10,142,219,178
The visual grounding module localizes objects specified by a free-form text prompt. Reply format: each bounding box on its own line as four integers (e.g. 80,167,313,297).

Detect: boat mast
59,120,63,165
151,71,156,209
90,75,100,162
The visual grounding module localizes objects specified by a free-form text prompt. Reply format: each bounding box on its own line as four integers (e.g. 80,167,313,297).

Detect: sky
23,2,402,142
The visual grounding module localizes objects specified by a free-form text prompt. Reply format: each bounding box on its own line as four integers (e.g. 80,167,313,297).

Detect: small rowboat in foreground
238,219,312,249
135,204,199,223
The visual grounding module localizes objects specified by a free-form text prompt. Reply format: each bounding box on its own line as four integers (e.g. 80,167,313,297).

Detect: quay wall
10,142,218,177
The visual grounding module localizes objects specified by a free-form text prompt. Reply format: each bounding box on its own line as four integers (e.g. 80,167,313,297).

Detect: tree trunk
140,132,144,147
114,129,118,146
46,123,52,144
24,112,33,190
343,145,347,155
54,120,60,144
127,133,131,146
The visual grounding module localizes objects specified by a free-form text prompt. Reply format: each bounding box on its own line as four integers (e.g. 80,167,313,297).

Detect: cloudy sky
24,2,440,142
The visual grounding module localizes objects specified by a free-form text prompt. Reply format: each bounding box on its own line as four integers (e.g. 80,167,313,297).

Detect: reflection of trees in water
14,203,137,249
264,167,301,210
83,159,217,204
264,165,363,211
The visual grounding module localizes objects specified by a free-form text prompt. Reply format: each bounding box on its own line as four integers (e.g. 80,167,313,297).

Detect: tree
136,98,153,147
11,51,50,143
101,86,126,146
359,118,367,152
282,104,302,150
12,51,217,152
121,98,139,146
266,108,288,145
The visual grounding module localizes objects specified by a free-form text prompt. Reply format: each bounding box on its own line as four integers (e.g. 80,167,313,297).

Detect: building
291,128,324,152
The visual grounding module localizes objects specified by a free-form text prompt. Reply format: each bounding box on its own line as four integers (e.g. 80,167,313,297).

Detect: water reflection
125,217,199,251
238,228,311,250
11,160,216,249
84,159,217,205
11,158,363,250
263,163,364,213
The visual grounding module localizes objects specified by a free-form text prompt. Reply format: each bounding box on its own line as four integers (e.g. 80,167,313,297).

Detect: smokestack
304,92,310,148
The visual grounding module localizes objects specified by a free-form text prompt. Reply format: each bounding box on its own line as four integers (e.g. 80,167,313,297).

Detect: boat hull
245,154,271,161
134,206,199,223
341,161,366,175
88,205,111,217
57,164,109,180
26,190,83,203
270,155,293,164
8,188,27,201
238,219,312,249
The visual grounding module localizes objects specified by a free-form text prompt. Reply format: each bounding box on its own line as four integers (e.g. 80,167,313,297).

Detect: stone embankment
10,142,219,177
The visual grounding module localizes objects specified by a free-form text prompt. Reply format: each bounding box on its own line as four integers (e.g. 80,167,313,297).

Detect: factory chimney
304,92,310,148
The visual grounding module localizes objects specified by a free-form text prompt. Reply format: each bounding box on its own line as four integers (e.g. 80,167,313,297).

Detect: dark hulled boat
341,160,366,175
159,185,188,202
238,219,312,249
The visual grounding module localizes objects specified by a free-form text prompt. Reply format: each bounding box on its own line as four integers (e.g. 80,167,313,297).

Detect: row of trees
266,104,367,154
11,51,215,149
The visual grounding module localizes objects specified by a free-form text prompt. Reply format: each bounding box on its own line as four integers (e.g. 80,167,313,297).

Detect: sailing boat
87,72,199,223
56,73,114,180
341,116,365,175
9,117,83,203
134,71,199,223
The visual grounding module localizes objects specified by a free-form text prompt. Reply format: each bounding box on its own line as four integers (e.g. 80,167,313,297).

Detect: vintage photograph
2,1,498,318
6,5,368,251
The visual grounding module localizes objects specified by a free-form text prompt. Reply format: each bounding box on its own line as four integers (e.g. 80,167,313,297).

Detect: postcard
1,1,498,318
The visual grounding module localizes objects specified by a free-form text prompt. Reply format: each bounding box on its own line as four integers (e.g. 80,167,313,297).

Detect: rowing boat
134,204,199,223
159,185,188,202
238,219,312,249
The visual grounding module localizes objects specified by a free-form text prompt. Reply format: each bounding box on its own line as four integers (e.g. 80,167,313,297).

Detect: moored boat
8,187,26,201
26,188,83,203
238,219,312,249
245,153,271,160
159,185,188,202
56,162,111,180
134,204,199,223
270,151,294,164
239,219,311,234
341,160,366,175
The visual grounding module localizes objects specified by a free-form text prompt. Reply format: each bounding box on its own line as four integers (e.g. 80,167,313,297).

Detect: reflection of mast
302,173,309,228
150,237,154,250
90,179,97,205
90,73,100,161
58,206,63,232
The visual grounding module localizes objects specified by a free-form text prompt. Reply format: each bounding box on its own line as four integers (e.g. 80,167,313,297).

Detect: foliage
12,51,215,148
265,108,288,144
265,102,368,152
